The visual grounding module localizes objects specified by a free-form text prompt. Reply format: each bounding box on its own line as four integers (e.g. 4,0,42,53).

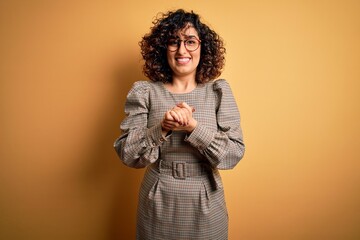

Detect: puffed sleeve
185,79,245,169
113,81,168,168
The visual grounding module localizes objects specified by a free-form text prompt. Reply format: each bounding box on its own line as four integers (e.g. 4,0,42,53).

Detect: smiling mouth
176,57,191,64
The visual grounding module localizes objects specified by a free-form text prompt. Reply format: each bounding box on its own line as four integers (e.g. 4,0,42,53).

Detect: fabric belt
156,160,212,180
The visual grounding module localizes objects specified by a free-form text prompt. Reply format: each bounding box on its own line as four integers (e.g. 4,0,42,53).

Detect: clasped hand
161,102,197,133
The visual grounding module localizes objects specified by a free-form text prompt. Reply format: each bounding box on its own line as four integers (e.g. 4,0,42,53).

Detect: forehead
173,26,199,38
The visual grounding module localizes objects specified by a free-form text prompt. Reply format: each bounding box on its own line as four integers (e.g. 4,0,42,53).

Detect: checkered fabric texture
114,79,245,240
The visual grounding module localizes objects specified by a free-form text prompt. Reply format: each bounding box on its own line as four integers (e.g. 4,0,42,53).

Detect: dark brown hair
139,9,226,83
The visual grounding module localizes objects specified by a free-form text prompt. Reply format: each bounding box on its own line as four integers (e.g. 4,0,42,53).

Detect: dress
114,79,245,240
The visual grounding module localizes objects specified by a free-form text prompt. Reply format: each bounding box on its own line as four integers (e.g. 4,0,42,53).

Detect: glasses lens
167,39,178,51
167,38,200,52
185,39,199,51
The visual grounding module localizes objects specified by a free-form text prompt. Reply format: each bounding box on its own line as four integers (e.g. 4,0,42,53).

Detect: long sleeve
185,79,245,169
113,81,167,168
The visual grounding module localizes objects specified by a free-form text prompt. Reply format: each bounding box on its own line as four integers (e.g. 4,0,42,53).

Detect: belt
156,160,212,180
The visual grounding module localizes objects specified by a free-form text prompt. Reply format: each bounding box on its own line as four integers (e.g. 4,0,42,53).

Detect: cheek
194,51,201,65
196,49,201,59
166,52,171,63
167,52,176,66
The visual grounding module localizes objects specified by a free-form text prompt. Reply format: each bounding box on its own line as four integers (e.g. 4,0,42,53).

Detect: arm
113,81,168,168
185,80,245,169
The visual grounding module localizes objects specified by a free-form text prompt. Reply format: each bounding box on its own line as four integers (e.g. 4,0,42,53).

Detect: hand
161,102,197,133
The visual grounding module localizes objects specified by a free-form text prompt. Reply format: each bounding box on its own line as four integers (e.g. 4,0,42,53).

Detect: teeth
176,58,190,63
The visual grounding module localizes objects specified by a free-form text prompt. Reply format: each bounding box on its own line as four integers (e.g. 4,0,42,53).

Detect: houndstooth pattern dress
114,79,245,240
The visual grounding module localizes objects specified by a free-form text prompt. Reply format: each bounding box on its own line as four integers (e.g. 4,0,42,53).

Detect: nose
177,40,187,53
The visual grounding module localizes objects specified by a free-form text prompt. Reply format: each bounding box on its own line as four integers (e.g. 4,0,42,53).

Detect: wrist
161,125,171,135
186,119,198,133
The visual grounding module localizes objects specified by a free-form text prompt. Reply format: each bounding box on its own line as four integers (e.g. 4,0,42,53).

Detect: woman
114,9,245,240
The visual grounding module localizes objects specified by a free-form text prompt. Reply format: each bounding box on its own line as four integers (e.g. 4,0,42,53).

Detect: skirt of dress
136,163,228,240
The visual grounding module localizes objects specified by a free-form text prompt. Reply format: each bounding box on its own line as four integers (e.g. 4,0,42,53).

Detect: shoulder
209,79,237,108
129,80,163,94
212,79,232,92
203,79,231,95
125,81,155,108
202,79,233,95
128,80,151,95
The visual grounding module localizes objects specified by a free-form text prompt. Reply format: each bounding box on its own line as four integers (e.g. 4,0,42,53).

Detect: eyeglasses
167,37,201,52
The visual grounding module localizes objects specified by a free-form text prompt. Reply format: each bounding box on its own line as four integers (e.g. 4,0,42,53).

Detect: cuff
185,124,214,151
146,123,171,147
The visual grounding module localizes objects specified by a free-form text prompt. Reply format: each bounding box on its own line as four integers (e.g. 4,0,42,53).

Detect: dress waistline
155,159,212,180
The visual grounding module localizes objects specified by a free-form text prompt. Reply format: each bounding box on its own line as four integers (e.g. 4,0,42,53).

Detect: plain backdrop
1,0,359,239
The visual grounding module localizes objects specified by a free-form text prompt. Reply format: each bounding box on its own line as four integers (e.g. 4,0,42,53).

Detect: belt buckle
172,161,187,179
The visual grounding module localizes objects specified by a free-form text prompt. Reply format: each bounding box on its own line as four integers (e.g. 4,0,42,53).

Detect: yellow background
1,0,359,239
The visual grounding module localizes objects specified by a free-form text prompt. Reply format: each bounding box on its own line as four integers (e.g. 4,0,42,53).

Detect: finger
169,110,182,123
177,102,195,115
163,123,175,130
175,107,188,125
164,111,175,121
162,118,177,125
179,106,193,125
165,121,180,129
176,102,193,112
162,117,178,126
177,108,189,126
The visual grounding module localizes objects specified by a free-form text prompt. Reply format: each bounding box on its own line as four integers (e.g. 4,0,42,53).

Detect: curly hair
139,9,226,83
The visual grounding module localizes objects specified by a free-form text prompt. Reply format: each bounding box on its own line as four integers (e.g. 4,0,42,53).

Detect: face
166,26,201,80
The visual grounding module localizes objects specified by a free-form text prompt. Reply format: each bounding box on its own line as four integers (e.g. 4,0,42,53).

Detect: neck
166,76,197,94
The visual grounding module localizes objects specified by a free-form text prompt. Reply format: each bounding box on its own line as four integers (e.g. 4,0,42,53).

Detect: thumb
177,102,195,112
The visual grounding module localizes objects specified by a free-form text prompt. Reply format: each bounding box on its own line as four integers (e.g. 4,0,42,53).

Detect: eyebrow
171,34,197,39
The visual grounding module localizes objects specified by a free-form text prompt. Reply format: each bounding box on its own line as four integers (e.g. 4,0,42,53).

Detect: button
159,137,165,143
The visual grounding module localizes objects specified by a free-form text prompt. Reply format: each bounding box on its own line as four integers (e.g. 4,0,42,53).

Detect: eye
168,39,178,46
186,39,196,46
